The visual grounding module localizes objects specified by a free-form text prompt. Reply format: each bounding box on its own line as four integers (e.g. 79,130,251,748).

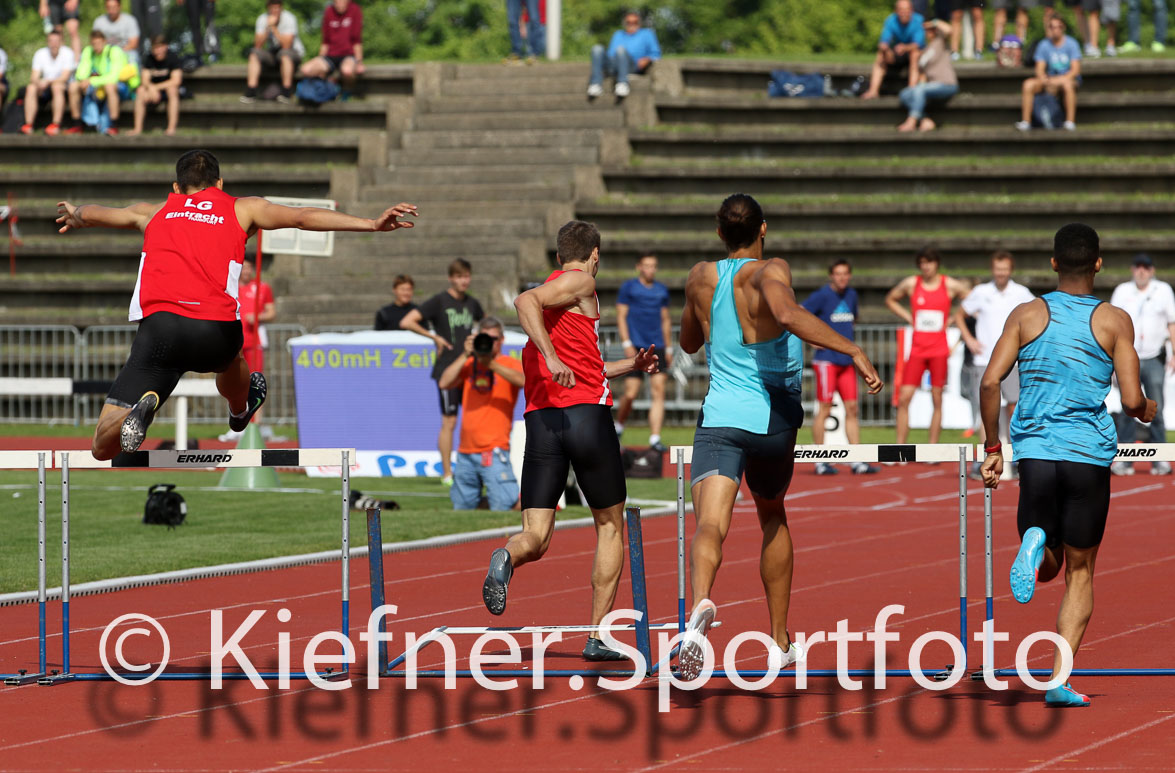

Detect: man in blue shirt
1017,16,1082,130
587,11,660,99
862,0,925,99
802,260,878,475
614,252,672,452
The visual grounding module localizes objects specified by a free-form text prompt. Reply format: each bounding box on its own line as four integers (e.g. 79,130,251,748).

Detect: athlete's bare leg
845,399,861,444
503,501,625,631
438,414,457,478
754,492,794,648
689,475,740,604
812,401,832,445
896,384,917,444
648,371,667,441
92,403,132,460
929,386,944,444
615,376,641,428
1053,543,1099,679
216,352,250,415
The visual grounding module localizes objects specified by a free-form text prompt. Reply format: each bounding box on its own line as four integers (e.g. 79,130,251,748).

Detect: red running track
2,463,1174,771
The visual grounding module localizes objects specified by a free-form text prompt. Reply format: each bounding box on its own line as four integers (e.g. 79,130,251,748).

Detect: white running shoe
1015,120,1031,131
614,81,630,98
586,83,604,98
1111,461,1135,476
1151,461,1172,476
768,640,805,669
678,598,717,681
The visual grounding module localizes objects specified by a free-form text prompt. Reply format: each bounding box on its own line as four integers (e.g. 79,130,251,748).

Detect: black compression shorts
521,404,627,511
106,311,243,409
1017,459,1111,550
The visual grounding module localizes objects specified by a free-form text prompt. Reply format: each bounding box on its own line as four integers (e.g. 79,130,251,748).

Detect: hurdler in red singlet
482,221,659,664
885,247,971,444
56,148,418,460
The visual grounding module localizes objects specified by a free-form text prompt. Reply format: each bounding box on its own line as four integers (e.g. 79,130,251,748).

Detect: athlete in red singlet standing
482,220,659,662
885,247,970,444
56,149,418,460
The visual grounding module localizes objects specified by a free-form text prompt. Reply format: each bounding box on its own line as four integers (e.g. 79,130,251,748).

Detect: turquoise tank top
1011,292,1116,466
699,259,804,433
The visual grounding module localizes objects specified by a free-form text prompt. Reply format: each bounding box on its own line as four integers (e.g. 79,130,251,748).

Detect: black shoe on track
582,636,628,662
228,372,267,432
120,391,159,453
482,548,513,615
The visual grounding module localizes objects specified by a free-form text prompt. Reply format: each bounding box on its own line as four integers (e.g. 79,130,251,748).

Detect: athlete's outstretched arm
57,201,160,233
236,198,417,234
1105,306,1156,421
604,346,659,379
514,269,596,388
756,260,883,394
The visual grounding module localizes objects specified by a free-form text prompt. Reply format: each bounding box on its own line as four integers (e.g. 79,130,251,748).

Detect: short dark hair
150,34,167,48
556,221,601,264
916,246,941,265
1053,223,1100,275
448,258,472,276
637,252,657,263
991,249,1014,265
829,259,851,274
90,29,106,41
478,316,504,333
392,274,414,288
716,193,764,252
175,149,220,192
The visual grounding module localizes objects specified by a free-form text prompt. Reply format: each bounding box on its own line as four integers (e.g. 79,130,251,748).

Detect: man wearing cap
1109,253,1175,475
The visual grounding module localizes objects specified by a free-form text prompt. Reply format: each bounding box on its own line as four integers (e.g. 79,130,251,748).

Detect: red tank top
910,275,951,358
132,188,247,322
522,269,612,412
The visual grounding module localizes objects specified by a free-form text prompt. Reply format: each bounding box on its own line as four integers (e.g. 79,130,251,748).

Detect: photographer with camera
437,317,524,511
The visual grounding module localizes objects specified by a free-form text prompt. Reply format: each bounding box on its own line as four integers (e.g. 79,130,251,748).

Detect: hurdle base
4,671,46,686
38,672,76,687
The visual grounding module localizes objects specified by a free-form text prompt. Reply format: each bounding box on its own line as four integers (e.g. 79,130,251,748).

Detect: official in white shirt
1109,253,1175,475
956,250,1036,477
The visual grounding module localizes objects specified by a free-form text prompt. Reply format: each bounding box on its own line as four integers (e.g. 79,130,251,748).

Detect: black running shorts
106,311,243,409
690,425,797,499
521,404,627,511
1016,459,1111,550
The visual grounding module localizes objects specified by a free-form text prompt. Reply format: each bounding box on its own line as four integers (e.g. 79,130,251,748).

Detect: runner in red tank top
885,247,971,444
483,220,659,662
57,149,418,460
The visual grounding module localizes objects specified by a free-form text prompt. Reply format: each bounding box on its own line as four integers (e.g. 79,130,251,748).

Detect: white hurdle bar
0,448,355,685
670,443,973,679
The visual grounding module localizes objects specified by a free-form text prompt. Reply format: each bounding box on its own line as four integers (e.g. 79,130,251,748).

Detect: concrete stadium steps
447,62,593,80
108,97,392,132
419,94,639,114
0,305,128,326
676,57,1175,97
0,134,363,167
440,76,598,97
389,145,600,166
413,108,625,131
628,126,1175,161
576,198,1175,234
363,180,574,203
601,163,1175,196
400,127,608,151
654,92,1175,127
371,163,574,186
1,166,331,202
0,274,133,308
11,235,145,274
183,63,414,99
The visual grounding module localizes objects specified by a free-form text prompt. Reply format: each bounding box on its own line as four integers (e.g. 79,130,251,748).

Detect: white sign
263,197,337,257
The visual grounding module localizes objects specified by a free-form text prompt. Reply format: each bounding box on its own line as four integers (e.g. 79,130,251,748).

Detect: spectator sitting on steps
897,19,957,132
240,0,304,105
21,29,76,135
128,35,182,136
1016,15,1081,131
92,0,141,67
586,11,660,99
300,0,364,99
862,0,924,100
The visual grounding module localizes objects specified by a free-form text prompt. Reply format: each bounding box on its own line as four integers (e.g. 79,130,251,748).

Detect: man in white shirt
92,0,141,65
956,250,1035,477
1110,253,1175,475
21,29,77,135
240,0,304,104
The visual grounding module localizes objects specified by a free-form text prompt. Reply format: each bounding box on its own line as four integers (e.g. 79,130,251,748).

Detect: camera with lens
472,333,495,356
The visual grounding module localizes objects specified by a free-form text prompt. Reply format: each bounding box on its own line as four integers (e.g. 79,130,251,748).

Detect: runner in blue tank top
675,194,884,681
979,224,1156,708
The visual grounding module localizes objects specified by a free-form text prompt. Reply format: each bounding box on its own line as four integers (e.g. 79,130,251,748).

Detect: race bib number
914,309,945,333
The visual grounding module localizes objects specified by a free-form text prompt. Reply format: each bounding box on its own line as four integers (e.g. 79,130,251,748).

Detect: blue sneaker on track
1045,682,1090,707
1010,526,1047,603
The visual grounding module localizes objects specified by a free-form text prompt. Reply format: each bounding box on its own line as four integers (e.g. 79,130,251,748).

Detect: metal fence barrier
0,323,905,427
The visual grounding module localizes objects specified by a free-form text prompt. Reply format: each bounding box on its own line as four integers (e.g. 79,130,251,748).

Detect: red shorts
242,345,264,374
901,354,948,388
812,360,858,403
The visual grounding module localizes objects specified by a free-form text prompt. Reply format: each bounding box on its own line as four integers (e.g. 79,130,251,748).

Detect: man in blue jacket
862,0,925,99
587,11,660,99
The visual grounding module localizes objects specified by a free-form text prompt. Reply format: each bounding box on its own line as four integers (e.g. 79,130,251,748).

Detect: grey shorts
973,363,1020,404
1101,0,1121,22
251,47,302,68
690,425,797,499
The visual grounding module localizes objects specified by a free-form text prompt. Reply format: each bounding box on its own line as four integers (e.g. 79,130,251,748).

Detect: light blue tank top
699,259,804,433
1011,292,1116,466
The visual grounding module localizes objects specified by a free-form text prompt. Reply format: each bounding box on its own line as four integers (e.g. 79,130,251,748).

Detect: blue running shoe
1010,526,1047,603
1045,682,1090,707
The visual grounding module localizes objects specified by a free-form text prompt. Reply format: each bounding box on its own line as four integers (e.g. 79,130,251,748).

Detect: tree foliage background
0,0,1163,77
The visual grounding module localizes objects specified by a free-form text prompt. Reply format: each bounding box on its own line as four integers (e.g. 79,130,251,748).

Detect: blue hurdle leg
625,506,653,675
366,507,389,674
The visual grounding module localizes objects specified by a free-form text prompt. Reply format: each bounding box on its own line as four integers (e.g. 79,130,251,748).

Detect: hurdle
377,506,678,679
669,443,973,680
3,448,356,685
976,443,1175,679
